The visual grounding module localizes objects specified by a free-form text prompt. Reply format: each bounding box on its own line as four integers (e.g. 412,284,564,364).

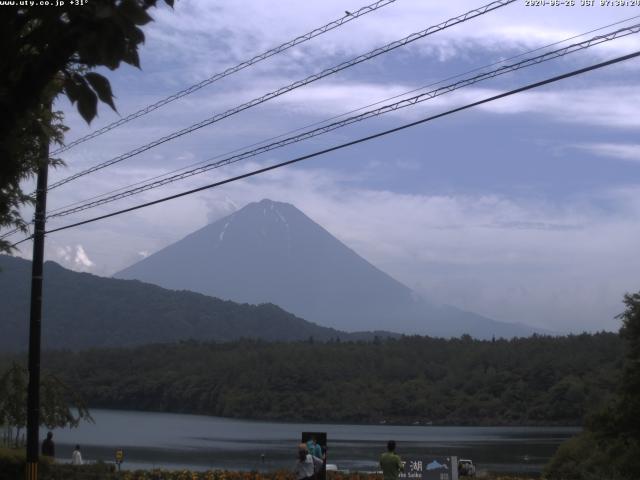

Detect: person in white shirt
293,444,322,480
71,445,83,465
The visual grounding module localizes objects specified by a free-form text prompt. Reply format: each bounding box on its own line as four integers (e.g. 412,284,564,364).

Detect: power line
46,0,516,191
13,9,632,244
0,227,20,240
43,14,640,218
45,23,640,220
0,226,25,241
11,49,638,248
50,0,399,156
7,15,637,239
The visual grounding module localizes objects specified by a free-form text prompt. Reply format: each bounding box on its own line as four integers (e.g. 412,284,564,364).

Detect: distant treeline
6,333,623,426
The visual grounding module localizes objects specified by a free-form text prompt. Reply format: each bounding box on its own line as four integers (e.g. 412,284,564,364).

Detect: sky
9,0,640,333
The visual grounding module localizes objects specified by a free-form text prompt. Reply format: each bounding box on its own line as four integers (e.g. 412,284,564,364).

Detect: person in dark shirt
41,431,55,458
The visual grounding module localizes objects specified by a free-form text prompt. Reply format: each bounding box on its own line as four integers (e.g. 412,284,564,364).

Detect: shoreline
80,406,583,429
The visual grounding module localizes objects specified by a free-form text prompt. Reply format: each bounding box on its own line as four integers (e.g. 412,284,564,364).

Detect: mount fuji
115,199,540,338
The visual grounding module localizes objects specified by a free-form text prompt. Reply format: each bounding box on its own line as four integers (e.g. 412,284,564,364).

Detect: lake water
51,409,579,476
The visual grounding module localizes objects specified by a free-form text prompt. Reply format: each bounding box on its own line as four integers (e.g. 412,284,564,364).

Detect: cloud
55,246,73,262
265,82,640,131
216,173,640,334
54,245,95,271
271,81,418,117
50,1,640,189
475,86,640,128
24,0,639,338
74,245,95,268
32,158,639,334
204,195,239,223
143,0,640,84
576,143,640,162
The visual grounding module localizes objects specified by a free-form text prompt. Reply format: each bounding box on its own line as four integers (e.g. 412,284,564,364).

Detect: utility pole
25,133,50,480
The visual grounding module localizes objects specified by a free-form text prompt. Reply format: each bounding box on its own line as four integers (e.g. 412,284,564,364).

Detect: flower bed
0,449,537,480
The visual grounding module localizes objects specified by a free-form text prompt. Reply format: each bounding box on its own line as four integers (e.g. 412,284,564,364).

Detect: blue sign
398,456,458,480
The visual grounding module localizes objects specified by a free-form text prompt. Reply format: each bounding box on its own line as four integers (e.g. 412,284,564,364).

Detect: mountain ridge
0,254,392,352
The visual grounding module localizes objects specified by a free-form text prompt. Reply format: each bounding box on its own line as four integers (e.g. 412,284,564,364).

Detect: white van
458,459,476,477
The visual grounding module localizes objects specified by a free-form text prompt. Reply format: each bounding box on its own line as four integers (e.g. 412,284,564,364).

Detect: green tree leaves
84,72,117,112
0,0,174,253
546,291,640,480
63,70,119,125
0,363,92,447
64,72,98,124
0,364,27,443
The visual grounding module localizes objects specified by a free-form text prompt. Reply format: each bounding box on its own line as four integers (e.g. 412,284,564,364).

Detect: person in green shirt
380,440,403,480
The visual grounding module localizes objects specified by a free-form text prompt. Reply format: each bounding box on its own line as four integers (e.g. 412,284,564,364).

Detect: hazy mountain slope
0,255,350,352
116,199,539,338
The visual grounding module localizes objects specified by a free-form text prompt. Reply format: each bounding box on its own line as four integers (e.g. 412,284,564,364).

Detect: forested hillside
0,255,354,351
22,333,624,426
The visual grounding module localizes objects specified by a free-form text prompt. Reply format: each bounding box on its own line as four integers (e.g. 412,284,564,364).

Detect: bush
0,447,25,480
47,462,118,480
544,432,640,480
544,433,606,480
545,292,640,480
0,458,538,480
0,447,60,480
0,448,116,480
